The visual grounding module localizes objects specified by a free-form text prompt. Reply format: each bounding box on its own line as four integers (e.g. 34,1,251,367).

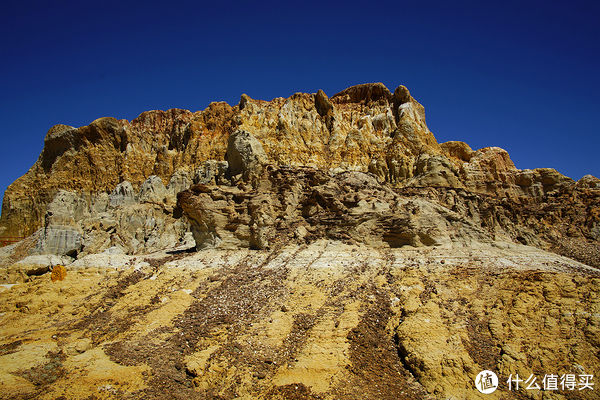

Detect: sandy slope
0,241,599,399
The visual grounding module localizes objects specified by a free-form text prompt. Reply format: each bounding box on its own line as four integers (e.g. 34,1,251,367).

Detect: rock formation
176,166,491,251
1,83,440,238
0,82,599,400
225,130,267,178
2,82,597,264
1,244,598,399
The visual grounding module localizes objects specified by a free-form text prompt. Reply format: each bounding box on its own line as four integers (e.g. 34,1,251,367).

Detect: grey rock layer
225,130,267,178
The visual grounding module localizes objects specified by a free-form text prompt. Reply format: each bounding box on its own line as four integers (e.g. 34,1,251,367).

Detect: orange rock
51,265,67,282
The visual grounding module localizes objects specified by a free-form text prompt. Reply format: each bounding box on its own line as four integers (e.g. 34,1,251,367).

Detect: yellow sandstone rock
50,264,66,282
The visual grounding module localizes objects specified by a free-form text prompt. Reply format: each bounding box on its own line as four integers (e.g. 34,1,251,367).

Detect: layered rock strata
0,82,599,400
175,163,600,267
1,82,598,268
0,243,598,400
0,83,465,237
175,166,491,251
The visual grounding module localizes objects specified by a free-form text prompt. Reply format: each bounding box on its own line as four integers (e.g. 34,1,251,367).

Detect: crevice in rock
393,331,421,381
342,289,430,399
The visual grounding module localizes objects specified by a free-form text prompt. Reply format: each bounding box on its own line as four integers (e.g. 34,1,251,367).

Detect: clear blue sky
1,0,599,199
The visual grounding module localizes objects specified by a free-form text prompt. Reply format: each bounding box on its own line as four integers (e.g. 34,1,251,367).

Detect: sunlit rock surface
0,83,599,399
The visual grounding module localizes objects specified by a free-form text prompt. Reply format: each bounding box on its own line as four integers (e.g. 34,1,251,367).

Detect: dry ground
1,241,599,400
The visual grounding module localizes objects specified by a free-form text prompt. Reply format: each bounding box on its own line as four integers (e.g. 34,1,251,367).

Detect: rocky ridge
5,82,589,240
0,83,599,400
2,82,598,267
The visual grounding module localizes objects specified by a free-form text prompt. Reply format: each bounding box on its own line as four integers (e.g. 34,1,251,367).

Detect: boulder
225,130,267,178
314,89,333,117
139,176,167,203
109,181,136,207
393,85,411,105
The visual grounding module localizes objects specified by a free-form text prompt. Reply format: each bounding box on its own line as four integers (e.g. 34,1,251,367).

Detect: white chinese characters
507,374,594,391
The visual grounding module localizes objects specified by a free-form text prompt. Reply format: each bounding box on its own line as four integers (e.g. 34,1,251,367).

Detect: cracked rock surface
0,242,598,399
1,83,599,400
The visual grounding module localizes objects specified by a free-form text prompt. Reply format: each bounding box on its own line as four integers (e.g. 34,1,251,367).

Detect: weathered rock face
176,166,491,251
0,106,232,237
1,83,441,237
174,164,600,268
109,181,136,208
225,130,267,178
1,244,598,400
23,178,192,258
442,144,576,199
401,183,600,268
138,175,168,203
1,82,597,265
1,83,600,400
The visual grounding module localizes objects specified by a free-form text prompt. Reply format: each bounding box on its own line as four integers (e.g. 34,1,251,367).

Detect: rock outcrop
0,82,599,400
174,164,600,267
0,106,232,237
225,130,268,178
176,166,491,251
442,144,576,199
1,81,598,267
1,83,440,238
1,243,598,400
20,177,193,258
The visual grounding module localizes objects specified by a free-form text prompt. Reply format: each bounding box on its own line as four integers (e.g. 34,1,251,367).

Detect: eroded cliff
0,83,599,400
3,83,598,265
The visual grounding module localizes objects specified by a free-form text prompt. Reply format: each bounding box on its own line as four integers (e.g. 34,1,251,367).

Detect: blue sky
1,0,599,199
